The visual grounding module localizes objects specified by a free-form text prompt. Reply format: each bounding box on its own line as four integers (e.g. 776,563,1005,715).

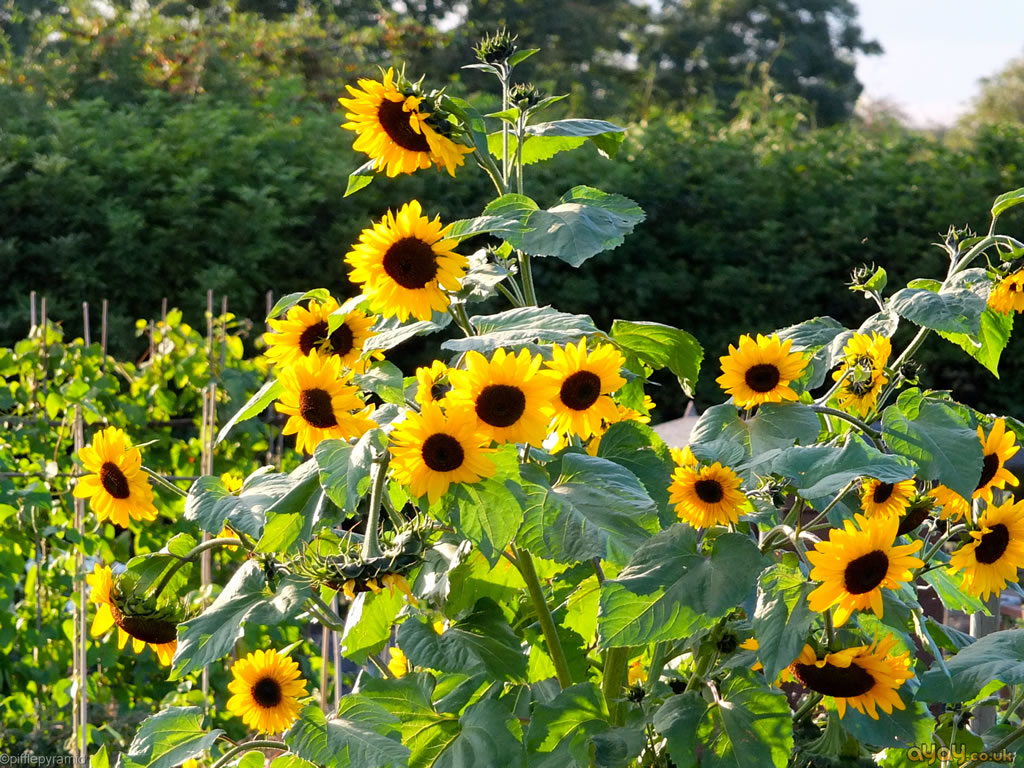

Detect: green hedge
2,87,1023,417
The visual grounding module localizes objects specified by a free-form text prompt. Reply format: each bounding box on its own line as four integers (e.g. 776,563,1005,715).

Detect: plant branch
151,537,242,599
601,646,631,726
809,405,882,447
960,723,1024,768
212,741,287,768
513,544,572,689
142,466,189,498
362,454,389,560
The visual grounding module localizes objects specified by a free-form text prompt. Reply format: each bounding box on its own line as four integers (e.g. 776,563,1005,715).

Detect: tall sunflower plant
105,32,1024,768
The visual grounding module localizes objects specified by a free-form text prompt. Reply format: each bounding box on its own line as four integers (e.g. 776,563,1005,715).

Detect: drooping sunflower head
276,352,377,455
86,564,181,666
388,401,497,504
265,298,377,371
346,200,468,322
895,495,934,537
716,334,808,409
668,461,747,528
447,347,557,447
988,271,1024,315
339,67,472,177
542,339,626,440
415,360,451,406
974,417,1020,501
929,484,971,522
832,332,891,418
788,635,912,720
949,499,1024,600
73,427,158,528
806,513,924,626
227,649,308,734
859,476,916,518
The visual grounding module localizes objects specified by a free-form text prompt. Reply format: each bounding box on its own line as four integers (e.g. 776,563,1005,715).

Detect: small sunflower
860,477,916,518
542,340,626,440
276,352,377,455
668,462,747,528
716,334,808,409
339,68,472,177
265,297,377,371
584,398,655,456
788,636,912,720
627,659,647,686
806,514,924,626
346,200,468,322
389,401,497,503
988,271,1024,315
73,427,158,527
415,360,451,406
227,649,308,734
832,333,891,418
929,484,971,522
447,348,557,447
670,446,698,469
974,417,1020,502
86,564,177,666
387,647,409,678
949,499,1024,600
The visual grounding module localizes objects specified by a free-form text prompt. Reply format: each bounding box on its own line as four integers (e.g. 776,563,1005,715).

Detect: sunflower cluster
265,297,378,371
831,332,891,418
389,340,632,503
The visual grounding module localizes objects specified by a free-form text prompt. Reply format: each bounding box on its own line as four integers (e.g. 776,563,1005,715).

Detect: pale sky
853,0,1024,126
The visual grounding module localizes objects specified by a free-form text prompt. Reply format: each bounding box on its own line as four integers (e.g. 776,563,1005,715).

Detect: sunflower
387,647,409,678
716,334,808,409
447,348,557,447
806,514,924,626
988,271,1024,315
265,297,377,371
584,398,655,456
339,68,472,177
831,333,891,418
276,352,377,454
670,446,698,469
859,477,916,518
389,401,496,503
669,462,747,528
86,564,177,666
542,340,626,440
415,360,451,406
974,417,1020,502
73,427,158,527
346,200,468,322
949,499,1024,600
227,649,308,734
788,636,912,720
929,484,971,522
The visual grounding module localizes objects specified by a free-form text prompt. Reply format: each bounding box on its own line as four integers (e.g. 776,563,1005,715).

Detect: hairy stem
602,646,631,726
362,455,389,560
514,545,572,689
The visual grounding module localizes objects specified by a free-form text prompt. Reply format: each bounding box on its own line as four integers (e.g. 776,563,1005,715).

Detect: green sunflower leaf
841,699,934,750
448,476,525,567
441,306,599,353
340,588,405,665
916,629,1024,702
889,273,987,337
344,159,377,198
696,670,792,768
992,187,1024,220
286,702,409,768
362,313,452,353
265,289,333,322
597,527,765,647
653,693,707,768
397,597,528,681
881,389,983,500
938,305,1014,377
216,377,283,445
118,707,223,768
610,319,703,396
254,460,328,554
752,561,816,680
517,455,658,567
525,683,611,768
594,421,677,528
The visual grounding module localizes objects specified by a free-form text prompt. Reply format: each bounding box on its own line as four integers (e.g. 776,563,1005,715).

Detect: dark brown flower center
559,371,602,411
977,452,1000,490
299,387,338,429
475,384,526,428
100,462,131,499
872,483,894,504
897,507,930,537
117,614,178,645
975,523,1010,564
329,323,355,356
421,433,465,472
694,478,724,504
252,676,283,708
791,660,876,698
382,237,439,290
843,550,889,594
430,382,450,401
298,320,329,356
377,98,431,152
744,363,781,393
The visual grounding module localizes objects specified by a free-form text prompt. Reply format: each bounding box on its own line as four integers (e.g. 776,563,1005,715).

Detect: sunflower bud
509,82,543,110
897,360,922,385
849,263,886,295
716,633,739,654
473,28,518,65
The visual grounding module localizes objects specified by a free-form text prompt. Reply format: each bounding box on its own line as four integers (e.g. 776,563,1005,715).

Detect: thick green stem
792,693,824,723
362,456,388,560
212,741,287,768
514,545,572,689
602,646,631,726
500,66,510,183
518,250,538,306
797,480,857,535
151,537,241,599
809,405,883,448
915,524,967,573
960,723,1024,768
